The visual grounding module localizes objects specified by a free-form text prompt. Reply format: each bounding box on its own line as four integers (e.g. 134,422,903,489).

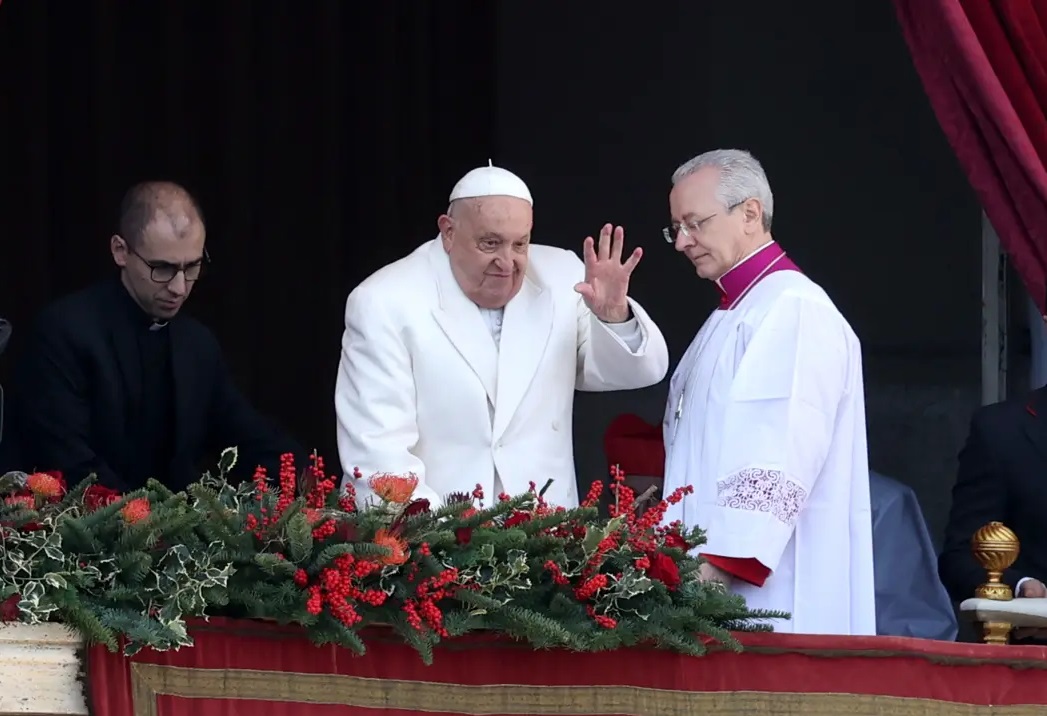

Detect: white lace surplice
662,271,875,636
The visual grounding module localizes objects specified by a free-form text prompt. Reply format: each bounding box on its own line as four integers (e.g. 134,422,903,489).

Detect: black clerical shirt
115,286,176,484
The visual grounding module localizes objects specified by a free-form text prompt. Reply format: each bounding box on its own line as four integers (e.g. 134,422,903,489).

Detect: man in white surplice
660,149,875,635
336,164,669,508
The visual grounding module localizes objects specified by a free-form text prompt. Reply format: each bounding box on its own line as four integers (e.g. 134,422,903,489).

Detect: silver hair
671,149,774,232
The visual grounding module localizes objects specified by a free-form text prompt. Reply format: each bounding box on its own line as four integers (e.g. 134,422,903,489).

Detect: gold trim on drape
128,663,1046,716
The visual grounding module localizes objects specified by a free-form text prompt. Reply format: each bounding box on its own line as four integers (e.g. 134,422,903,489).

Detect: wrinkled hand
1010,580,1047,640
574,223,642,323
699,561,732,586
1019,579,1047,598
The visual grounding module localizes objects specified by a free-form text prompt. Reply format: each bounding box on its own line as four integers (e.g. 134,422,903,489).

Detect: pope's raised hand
574,223,643,324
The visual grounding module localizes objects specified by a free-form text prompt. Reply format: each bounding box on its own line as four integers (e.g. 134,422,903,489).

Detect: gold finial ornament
971,522,1020,601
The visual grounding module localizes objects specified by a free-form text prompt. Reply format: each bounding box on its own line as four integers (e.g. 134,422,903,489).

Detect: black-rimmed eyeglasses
129,245,211,284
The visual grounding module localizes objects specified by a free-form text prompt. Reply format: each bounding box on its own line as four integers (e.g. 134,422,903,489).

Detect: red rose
389,498,431,536
504,511,532,528
646,552,681,590
333,518,358,542
0,594,20,621
662,532,688,550
402,498,431,517
83,485,122,511
455,527,472,545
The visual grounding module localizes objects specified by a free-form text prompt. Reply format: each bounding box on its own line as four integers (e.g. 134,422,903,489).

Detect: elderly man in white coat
335,163,669,508
660,149,875,635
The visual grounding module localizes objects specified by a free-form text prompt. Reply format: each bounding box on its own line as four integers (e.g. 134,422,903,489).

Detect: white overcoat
335,239,669,508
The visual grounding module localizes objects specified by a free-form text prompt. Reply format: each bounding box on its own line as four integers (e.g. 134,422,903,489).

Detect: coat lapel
493,275,553,440
429,241,499,402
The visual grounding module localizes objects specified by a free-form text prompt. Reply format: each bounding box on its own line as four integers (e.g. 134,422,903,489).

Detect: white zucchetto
448,160,533,206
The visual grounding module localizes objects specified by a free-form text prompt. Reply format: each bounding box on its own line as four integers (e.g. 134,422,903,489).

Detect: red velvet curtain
894,0,1047,308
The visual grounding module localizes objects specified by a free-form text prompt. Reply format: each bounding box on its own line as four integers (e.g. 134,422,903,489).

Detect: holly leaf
42,572,68,590
582,515,625,557
218,447,239,475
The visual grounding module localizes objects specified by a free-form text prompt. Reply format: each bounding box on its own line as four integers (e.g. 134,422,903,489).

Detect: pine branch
284,512,313,562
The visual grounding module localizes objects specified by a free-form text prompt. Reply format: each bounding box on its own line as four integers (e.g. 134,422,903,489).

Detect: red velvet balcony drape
86,618,1047,715
894,0,1047,308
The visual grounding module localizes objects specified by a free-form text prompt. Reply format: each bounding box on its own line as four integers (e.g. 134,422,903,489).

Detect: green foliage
0,450,787,664
0,474,231,656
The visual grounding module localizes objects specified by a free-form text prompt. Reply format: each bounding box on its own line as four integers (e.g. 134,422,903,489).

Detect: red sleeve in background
701,554,770,587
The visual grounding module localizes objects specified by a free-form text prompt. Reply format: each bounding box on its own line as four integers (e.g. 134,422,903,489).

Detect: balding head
111,181,208,321
118,181,205,248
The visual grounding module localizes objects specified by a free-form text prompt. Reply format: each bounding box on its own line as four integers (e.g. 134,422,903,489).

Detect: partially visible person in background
940,384,1047,606
2,181,300,491
0,318,10,356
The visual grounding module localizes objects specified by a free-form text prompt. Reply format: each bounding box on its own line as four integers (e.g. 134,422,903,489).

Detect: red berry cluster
244,455,299,540
602,465,696,591
580,480,604,508
246,453,360,542
252,465,270,497
311,519,337,540
527,481,551,515
301,553,385,627
607,466,635,520
302,454,346,540
304,454,335,509
585,605,617,629
604,465,695,553
275,454,298,514
585,534,620,576
345,468,361,511
574,573,609,601
246,466,279,539
503,510,531,528
626,486,694,553
549,482,602,540
656,522,689,550
402,566,459,637
544,560,570,586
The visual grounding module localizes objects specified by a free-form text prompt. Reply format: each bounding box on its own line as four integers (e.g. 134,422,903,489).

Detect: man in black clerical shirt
2,181,300,492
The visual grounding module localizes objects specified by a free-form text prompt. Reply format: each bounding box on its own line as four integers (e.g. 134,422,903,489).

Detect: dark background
0,1,991,541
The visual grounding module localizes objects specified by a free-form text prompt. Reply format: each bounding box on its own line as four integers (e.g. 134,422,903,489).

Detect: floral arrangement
0,449,785,663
